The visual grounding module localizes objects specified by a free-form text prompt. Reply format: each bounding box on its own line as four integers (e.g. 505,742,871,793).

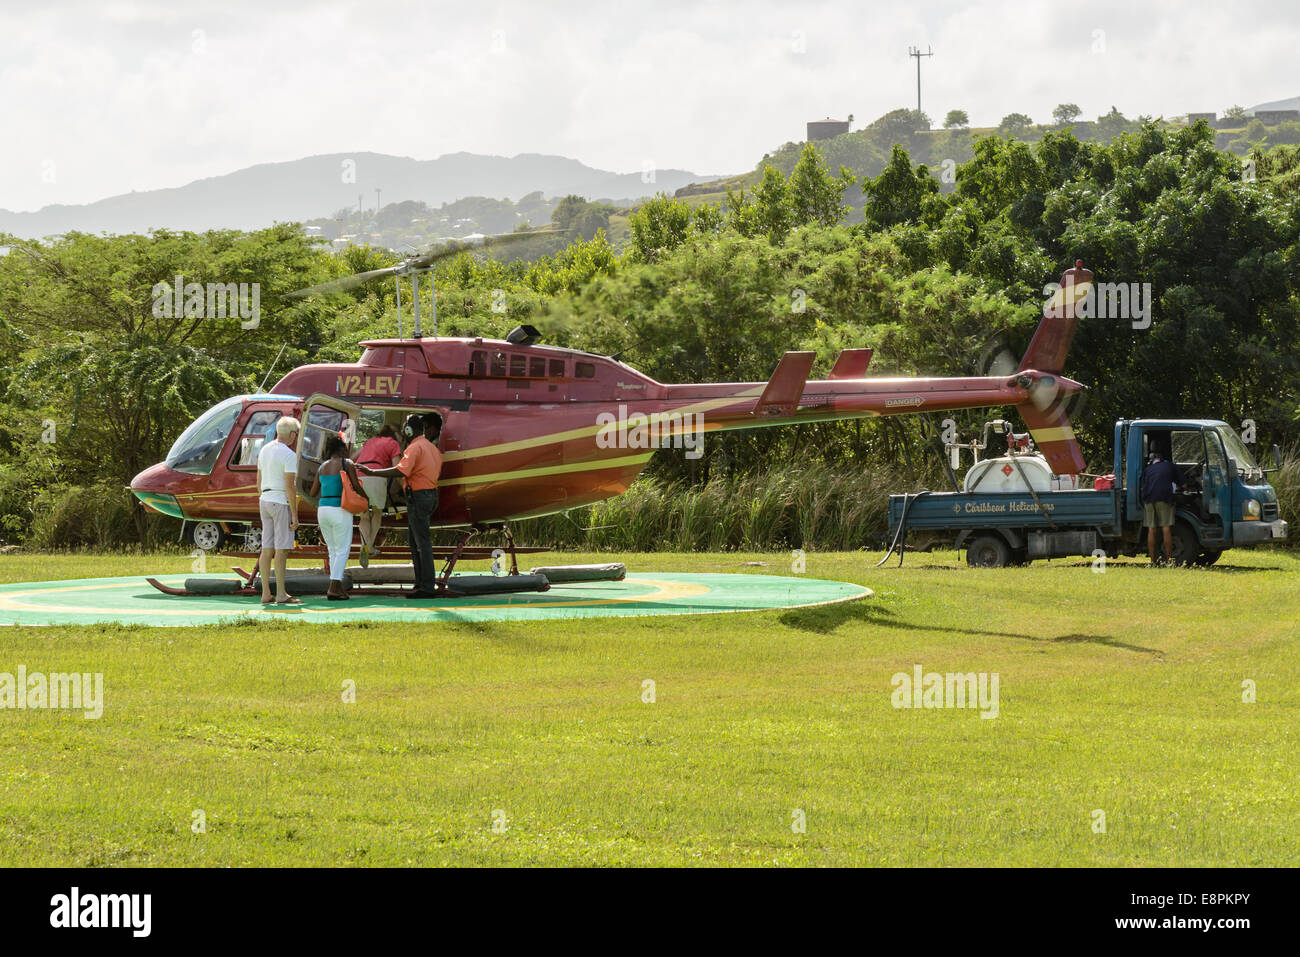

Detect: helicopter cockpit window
575,361,595,378
165,397,243,475
490,352,507,376
231,410,283,467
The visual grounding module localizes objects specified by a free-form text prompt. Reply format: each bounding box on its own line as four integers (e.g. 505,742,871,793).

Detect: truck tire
967,534,1011,568
1169,522,1199,567
1193,548,1223,566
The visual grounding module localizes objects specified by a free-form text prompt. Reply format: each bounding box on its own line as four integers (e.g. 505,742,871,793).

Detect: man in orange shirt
360,414,443,598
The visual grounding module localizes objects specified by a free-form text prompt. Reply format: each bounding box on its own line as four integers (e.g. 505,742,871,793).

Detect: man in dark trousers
1139,447,1185,565
359,414,443,598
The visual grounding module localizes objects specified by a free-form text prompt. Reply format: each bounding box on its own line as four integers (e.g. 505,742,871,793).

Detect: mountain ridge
0,151,722,238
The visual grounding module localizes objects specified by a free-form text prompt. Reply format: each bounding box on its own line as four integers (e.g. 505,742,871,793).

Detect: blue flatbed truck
887,418,1288,567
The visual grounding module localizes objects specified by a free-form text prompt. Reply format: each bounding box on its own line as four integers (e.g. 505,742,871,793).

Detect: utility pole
908,45,933,119
375,187,382,216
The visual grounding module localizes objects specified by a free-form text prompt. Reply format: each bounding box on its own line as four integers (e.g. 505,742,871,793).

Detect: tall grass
9,450,1300,554
511,460,931,552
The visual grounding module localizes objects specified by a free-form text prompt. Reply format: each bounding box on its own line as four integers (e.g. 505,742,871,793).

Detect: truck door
1169,429,1210,519
295,393,363,504
1201,429,1232,532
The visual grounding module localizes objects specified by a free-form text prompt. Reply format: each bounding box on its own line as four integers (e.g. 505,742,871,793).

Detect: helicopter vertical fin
1015,260,1091,474
1019,260,1092,374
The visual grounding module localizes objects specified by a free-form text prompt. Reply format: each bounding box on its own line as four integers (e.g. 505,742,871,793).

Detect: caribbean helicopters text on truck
130,250,1097,569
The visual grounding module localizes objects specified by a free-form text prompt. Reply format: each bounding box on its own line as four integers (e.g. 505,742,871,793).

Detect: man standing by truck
1139,448,1185,565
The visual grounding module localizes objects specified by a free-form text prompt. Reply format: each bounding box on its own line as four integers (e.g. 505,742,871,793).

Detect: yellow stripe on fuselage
441,386,764,463
438,451,655,488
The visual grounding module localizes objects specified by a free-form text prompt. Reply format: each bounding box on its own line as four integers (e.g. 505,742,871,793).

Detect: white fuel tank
963,454,1054,493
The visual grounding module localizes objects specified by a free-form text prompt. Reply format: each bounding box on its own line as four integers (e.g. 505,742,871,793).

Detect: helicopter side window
302,406,346,462
230,410,284,468
470,350,487,377
490,352,507,376
509,354,526,377
575,362,595,378
529,357,546,378
549,359,566,377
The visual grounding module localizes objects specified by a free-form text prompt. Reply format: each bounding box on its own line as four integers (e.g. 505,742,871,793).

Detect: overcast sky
2,0,1297,211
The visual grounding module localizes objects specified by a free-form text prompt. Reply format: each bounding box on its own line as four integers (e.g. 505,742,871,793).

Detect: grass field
0,548,1295,867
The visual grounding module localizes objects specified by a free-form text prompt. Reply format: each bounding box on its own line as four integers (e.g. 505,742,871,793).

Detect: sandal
274,596,303,605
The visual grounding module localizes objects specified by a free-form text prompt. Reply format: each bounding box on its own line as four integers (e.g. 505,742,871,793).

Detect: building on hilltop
807,117,851,141
1255,109,1300,125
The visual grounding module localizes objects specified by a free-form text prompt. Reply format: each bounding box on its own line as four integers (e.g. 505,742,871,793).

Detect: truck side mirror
1227,460,1238,480
1273,444,1283,470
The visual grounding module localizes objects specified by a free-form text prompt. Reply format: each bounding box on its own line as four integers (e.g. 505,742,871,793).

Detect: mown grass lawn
0,548,1295,866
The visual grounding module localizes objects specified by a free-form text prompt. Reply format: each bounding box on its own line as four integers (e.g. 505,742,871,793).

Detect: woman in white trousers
311,434,366,600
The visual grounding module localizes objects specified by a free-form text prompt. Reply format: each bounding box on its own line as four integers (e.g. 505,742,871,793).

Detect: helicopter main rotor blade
287,264,405,298
410,225,564,266
288,226,566,298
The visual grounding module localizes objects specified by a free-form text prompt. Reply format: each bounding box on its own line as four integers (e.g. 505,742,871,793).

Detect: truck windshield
165,397,242,475
1216,426,1261,479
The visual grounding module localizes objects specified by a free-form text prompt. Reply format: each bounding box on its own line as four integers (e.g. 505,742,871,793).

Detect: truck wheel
1192,549,1223,566
243,527,263,553
190,521,223,551
1169,522,1199,567
967,535,1011,568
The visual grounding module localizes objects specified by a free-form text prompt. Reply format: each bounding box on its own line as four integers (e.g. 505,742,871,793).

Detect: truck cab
1118,419,1286,564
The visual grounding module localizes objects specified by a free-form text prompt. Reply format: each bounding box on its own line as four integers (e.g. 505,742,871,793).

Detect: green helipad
0,572,870,627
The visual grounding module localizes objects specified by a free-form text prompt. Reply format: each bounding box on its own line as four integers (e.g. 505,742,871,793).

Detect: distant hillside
0,152,722,239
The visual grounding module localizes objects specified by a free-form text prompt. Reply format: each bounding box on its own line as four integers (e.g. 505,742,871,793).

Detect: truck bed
888,489,1120,535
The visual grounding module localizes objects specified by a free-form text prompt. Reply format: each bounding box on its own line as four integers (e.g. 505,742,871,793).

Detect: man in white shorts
256,416,302,604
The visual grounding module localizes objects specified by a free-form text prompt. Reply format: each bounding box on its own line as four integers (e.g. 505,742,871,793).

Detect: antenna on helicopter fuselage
257,342,289,394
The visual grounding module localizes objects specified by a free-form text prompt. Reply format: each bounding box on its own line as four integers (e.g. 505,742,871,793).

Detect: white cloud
0,0,1297,211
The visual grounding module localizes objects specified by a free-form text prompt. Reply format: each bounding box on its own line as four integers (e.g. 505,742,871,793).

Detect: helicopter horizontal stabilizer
753,351,815,417
827,348,873,380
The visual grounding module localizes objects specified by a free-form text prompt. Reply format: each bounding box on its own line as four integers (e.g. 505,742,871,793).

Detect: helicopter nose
129,462,187,518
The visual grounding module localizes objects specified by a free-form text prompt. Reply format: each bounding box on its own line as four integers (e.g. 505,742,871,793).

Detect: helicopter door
296,393,363,503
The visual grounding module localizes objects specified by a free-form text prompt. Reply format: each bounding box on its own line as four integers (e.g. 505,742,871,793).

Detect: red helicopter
130,238,1091,571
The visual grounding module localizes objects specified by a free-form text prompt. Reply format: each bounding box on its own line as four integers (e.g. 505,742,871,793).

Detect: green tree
998,113,1034,137
861,145,940,229
626,195,695,262
943,109,970,130
787,143,852,227
1052,103,1082,126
